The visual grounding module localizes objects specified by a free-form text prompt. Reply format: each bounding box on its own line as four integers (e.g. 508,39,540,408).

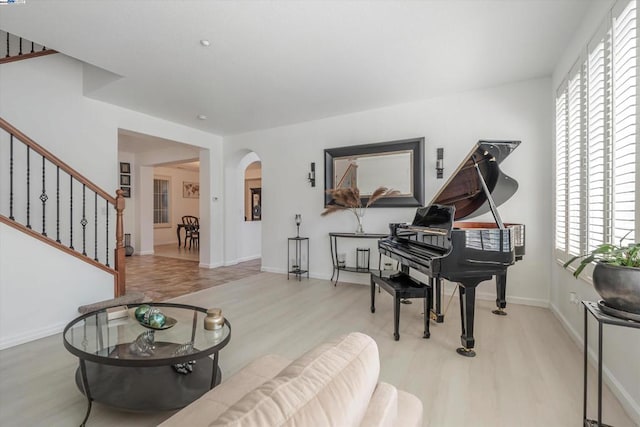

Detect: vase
353,211,365,234
204,308,225,330
592,262,640,315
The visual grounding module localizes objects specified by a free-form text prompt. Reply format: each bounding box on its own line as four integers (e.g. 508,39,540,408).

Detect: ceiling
1,1,591,136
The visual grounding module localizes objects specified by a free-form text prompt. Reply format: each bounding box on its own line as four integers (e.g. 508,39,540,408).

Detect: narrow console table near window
582,301,640,427
329,232,387,286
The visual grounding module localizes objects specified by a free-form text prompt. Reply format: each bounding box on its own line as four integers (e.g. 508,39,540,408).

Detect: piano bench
370,272,431,341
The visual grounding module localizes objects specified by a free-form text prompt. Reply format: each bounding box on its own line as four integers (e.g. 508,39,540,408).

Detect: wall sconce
308,162,316,187
436,148,444,179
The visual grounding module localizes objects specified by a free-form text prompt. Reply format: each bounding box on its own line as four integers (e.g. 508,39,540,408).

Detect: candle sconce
308,162,316,187
436,148,444,179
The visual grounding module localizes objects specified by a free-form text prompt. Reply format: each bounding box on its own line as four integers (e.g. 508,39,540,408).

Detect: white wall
225,77,553,307
0,223,113,349
550,0,639,422
0,54,224,347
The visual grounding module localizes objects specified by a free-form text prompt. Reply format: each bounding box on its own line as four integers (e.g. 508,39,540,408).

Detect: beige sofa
159,332,423,426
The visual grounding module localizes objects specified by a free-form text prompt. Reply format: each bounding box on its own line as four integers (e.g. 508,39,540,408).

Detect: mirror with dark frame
324,137,425,207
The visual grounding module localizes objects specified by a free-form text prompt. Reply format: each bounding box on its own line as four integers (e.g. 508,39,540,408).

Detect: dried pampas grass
321,186,400,216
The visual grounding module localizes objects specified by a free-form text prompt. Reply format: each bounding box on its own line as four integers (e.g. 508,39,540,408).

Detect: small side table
287,237,309,281
582,301,640,426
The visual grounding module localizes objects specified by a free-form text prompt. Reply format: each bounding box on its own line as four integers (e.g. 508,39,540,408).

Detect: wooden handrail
0,117,116,205
0,49,57,65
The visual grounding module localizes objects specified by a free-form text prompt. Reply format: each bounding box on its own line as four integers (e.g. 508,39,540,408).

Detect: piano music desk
370,272,431,341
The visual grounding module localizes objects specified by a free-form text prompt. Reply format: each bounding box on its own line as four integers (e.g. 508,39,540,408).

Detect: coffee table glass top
63,302,230,366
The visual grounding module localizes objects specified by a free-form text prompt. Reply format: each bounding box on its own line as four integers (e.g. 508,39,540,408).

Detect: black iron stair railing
0,117,126,296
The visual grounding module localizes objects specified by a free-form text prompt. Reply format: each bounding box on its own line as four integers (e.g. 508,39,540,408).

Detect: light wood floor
0,273,634,426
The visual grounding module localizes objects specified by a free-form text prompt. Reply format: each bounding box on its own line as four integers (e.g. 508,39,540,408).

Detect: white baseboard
550,303,640,425
200,262,223,269
0,321,66,350
137,250,154,255
223,254,261,266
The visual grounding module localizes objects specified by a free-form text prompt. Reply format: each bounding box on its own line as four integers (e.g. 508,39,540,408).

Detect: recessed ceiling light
200,39,210,47
197,114,208,120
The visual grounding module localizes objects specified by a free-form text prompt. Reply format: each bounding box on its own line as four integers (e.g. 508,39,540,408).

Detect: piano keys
379,141,525,357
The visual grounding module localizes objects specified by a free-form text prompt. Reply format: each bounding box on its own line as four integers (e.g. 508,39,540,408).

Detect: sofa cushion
159,354,291,427
394,390,424,427
358,382,398,427
211,332,380,427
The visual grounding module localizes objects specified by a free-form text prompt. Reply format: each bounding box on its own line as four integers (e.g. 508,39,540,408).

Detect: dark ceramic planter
592,262,640,314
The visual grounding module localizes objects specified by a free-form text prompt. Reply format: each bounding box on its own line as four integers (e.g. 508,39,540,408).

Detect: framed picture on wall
183,181,200,198
251,187,261,221
120,174,131,185
121,186,131,198
120,162,131,174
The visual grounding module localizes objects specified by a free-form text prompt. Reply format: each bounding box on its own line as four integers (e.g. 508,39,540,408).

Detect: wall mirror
324,137,425,207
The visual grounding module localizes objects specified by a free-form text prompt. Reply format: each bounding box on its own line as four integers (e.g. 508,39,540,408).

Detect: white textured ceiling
1,0,591,136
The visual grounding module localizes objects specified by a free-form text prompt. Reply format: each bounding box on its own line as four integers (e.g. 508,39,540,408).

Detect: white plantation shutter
567,65,584,256
555,88,568,251
555,0,637,262
611,0,637,244
587,25,610,252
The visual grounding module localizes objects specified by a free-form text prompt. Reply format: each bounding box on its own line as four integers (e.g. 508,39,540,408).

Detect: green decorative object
134,304,151,322
148,312,167,328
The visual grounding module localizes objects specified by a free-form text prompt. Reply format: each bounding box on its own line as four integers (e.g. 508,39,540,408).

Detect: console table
329,232,387,286
582,301,640,427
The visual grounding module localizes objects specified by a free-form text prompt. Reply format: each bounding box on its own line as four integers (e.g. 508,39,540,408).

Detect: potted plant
563,234,640,316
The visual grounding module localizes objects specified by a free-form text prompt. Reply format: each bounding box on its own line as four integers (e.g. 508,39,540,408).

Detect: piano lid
429,140,521,221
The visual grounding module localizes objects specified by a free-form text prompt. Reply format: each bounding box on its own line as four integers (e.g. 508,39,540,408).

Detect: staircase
0,117,126,296
1,30,57,65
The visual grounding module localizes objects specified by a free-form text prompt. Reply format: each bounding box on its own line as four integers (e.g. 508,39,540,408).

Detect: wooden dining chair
182,216,199,249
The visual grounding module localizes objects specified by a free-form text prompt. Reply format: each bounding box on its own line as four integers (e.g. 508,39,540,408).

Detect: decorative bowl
138,316,177,330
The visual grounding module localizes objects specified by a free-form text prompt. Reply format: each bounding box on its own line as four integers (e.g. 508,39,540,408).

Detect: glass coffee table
63,302,231,426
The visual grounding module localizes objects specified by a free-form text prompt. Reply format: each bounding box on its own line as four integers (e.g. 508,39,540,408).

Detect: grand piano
378,140,525,357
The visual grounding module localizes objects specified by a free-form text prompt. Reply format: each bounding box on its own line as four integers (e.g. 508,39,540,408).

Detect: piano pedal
401,298,412,304
492,308,507,316
430,311,444,323
456,347,476,357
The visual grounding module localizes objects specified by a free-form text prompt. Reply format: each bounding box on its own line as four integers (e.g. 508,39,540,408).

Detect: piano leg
492,272,508,316
430,278,445,323
455,278,489,357
456,285,476,357
394,294,401,341
423,286,430,339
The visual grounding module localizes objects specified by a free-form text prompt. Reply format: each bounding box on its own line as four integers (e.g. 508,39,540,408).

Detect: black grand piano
378,140,525,357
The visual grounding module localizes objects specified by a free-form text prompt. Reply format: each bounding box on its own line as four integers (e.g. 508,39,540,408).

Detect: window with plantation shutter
153,177,171,227
611,0,636,244
555,0,637,265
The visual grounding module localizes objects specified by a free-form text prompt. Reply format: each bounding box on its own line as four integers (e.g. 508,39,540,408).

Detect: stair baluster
41,155,48,236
